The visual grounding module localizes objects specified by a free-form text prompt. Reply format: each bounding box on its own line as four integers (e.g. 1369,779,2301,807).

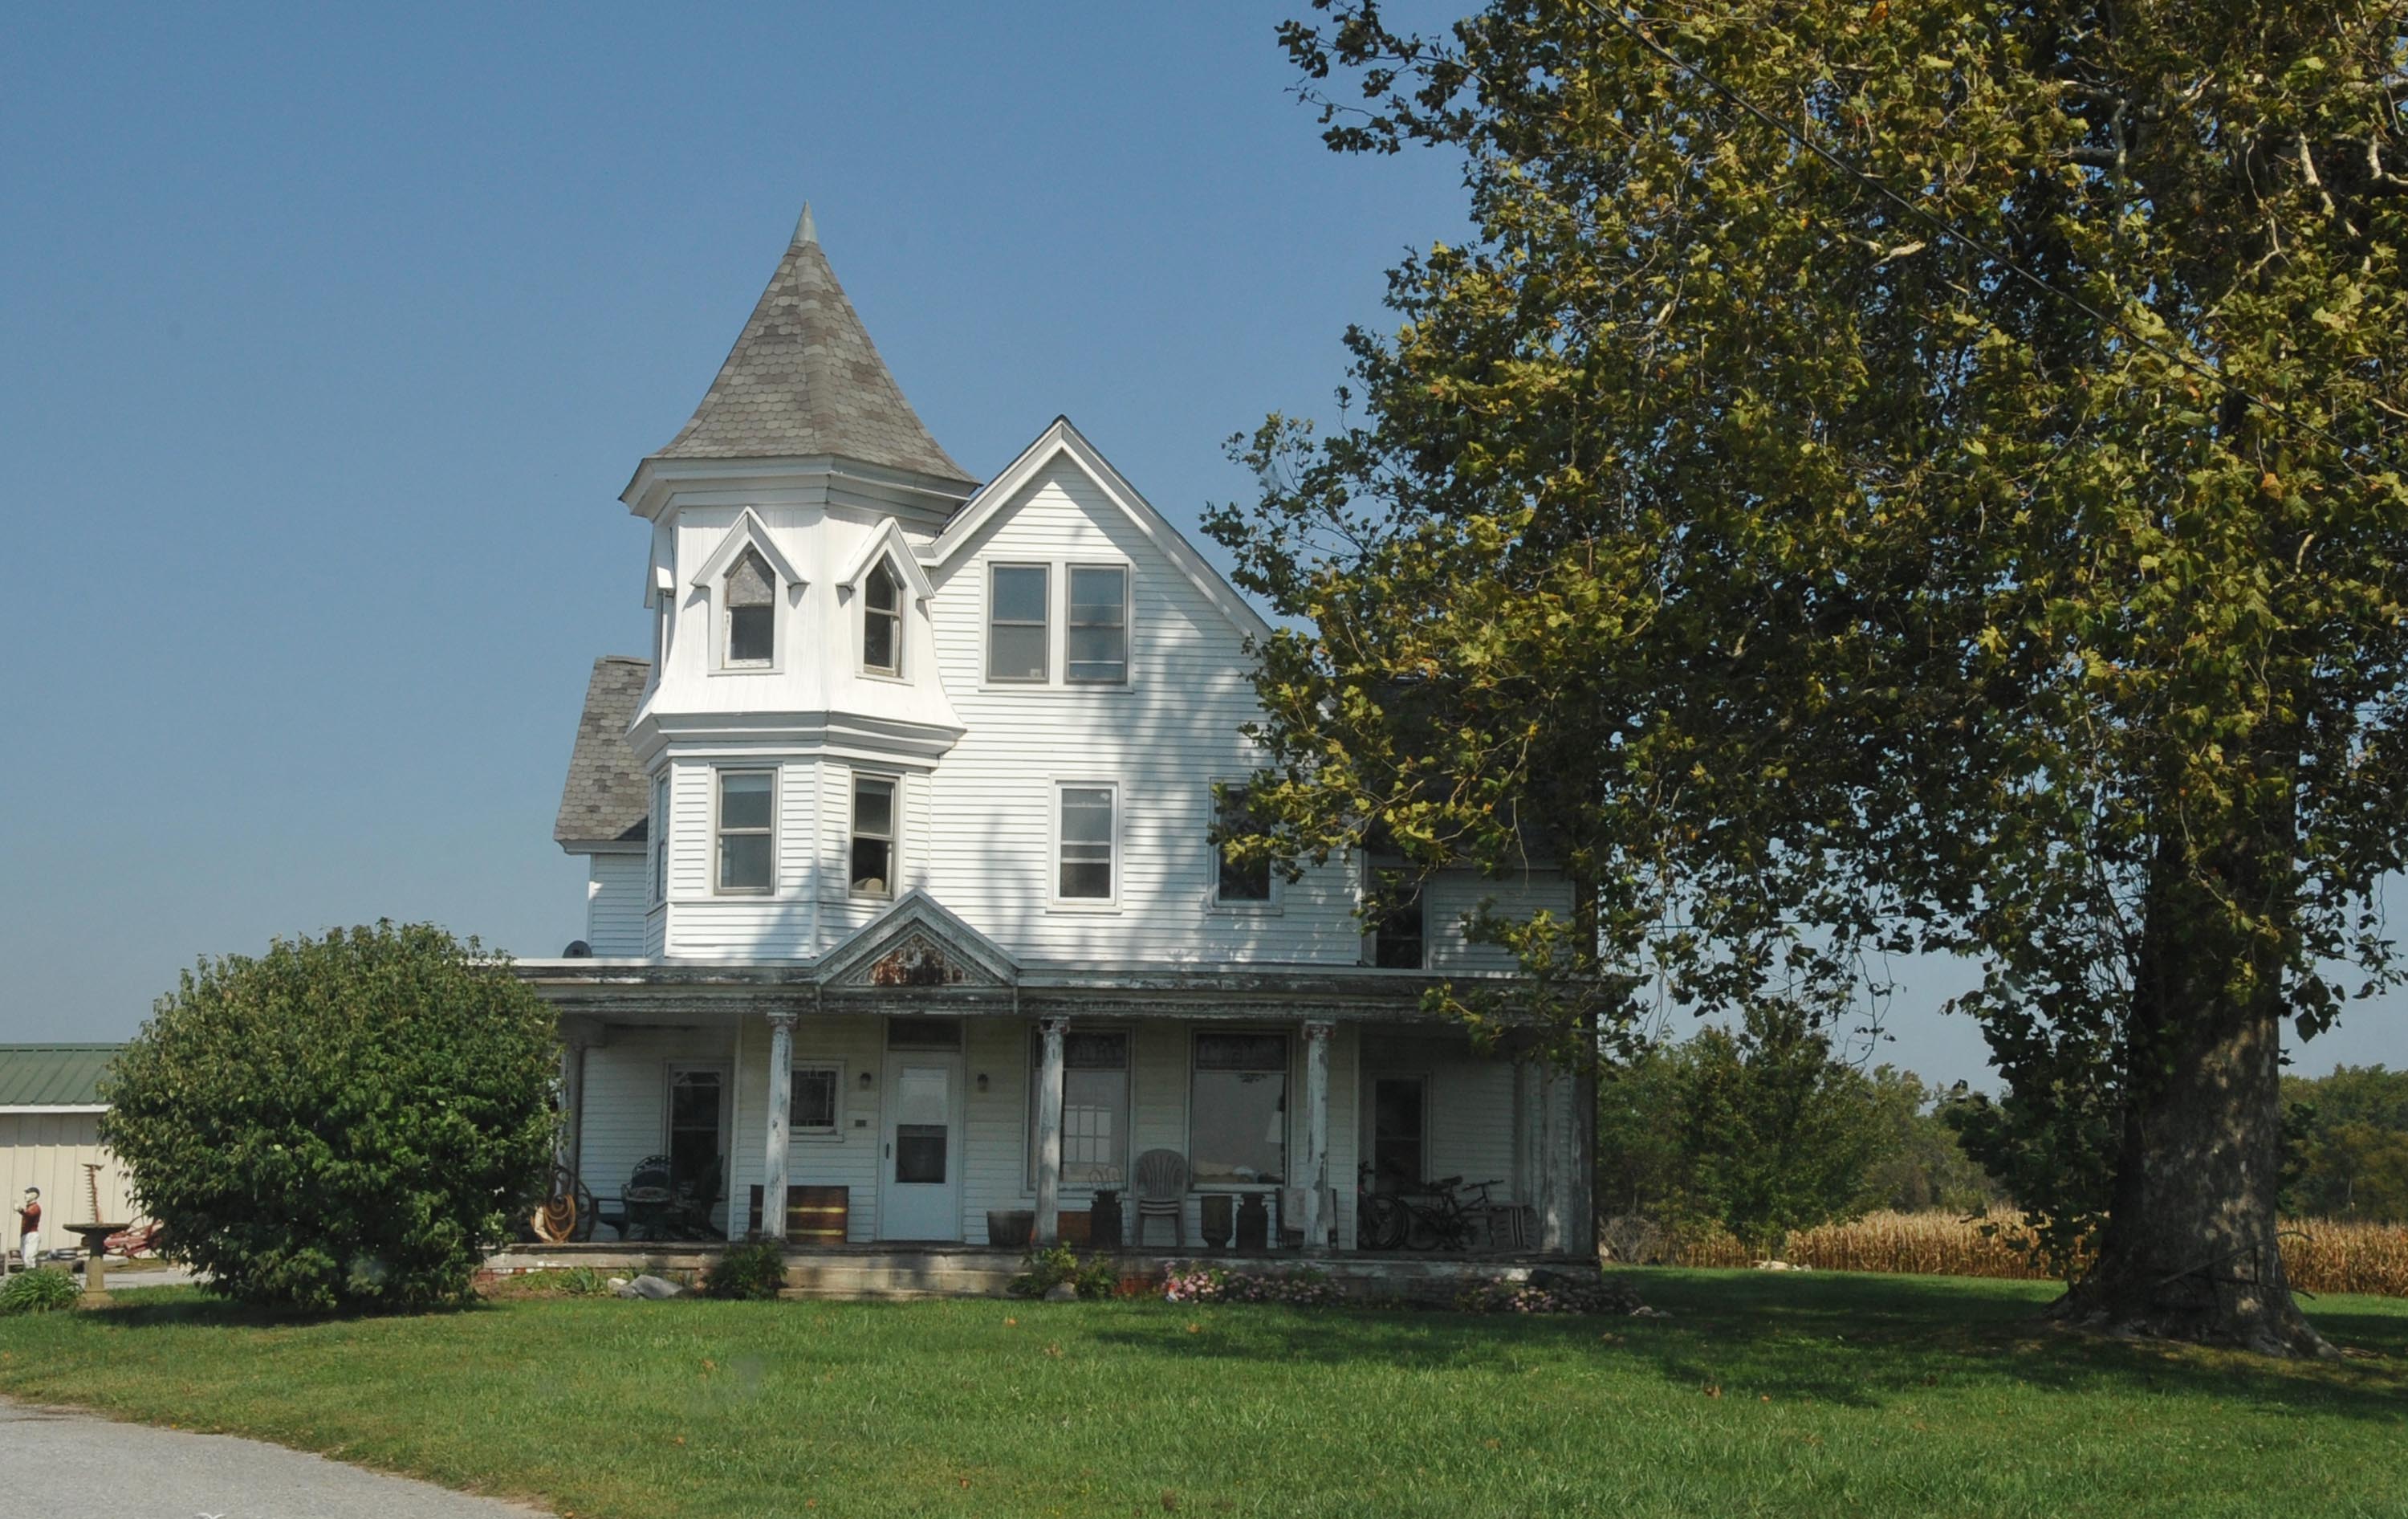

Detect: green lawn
2,1271,2402,1518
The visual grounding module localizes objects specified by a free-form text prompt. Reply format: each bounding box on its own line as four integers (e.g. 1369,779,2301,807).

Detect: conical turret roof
653,206,974,483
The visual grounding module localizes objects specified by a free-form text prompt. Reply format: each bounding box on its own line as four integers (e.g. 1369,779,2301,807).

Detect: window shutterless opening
1370,869,1426,968
851,774,896,898
1065,564,1128,683
791,1065,840,1136
1056,784,1116,901
714,771,775,894
1213,782,1273,903
987,564,1049,682
723,548,775,666
863,559,901,676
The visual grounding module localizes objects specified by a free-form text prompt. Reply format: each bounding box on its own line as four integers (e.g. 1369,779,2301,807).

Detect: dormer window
724,549,775,666
863,559,901,676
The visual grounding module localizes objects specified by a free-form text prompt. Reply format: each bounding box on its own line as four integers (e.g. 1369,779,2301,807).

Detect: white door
878,1056,962,1240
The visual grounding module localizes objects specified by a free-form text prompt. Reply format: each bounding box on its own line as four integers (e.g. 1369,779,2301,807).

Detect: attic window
863,559,901,676
724,549,775,666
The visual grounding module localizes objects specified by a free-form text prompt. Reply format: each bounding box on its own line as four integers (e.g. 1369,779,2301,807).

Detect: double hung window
1370,870,1426,968
715,771,775,894
863,560,902,676
1065,566,1128,683
791,1065,840,1137
723,548,775,666
1213,783,1272,904
1056,784,1117,902
850,775,897,898
988,564,1048,682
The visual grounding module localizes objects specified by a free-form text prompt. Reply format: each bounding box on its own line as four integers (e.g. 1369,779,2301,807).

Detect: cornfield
1629,1211,2408,1297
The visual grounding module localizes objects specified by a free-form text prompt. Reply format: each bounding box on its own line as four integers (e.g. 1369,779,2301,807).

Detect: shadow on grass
1086,1268,2408,1423
73,1285,501,1333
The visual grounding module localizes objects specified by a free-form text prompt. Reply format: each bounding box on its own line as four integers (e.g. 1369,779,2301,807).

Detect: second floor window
1369,870,1426,968
1066,565,1128,683
863,559,901,676
724,548,775,666
1214,784,1272,903
1056,784,1116,901
715,770,775,894
851,774,896,898
989,564,1048,681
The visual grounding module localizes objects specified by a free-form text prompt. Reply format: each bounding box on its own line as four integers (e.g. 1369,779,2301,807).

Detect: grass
1,1272,2403,1518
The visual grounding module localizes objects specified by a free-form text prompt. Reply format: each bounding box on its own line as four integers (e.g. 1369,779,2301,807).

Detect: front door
878,1048,962,1240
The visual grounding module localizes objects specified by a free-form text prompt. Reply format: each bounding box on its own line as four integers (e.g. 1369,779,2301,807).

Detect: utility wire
1580,0,2394,474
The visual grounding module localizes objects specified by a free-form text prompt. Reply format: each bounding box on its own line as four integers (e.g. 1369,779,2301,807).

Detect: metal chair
1131,1149,1187,1248
620,1154,676,1241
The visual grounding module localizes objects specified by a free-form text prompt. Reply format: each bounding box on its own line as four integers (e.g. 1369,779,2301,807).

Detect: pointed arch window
863,558,902,676
724,548,775,667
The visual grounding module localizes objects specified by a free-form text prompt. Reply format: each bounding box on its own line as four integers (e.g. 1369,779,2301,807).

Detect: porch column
1300,1020,1333,1252
1537,1063,1576,1254
1034,1016,1068,1245
763,1012,796,1243
557,1032,590,1181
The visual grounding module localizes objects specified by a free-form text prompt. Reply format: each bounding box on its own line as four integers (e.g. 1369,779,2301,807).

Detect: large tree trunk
2053,831,2330,1358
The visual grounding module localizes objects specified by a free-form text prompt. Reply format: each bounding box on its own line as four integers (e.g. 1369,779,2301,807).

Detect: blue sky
2,3,2395,1084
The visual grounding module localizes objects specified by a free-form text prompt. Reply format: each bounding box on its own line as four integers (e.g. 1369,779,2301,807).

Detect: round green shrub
702,1237,788,1300
101,922,559,1312
0,1266,81,1315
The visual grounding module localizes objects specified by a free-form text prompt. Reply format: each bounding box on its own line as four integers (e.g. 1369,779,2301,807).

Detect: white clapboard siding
1357,1027,1527,1204
0,1113,140,1241
575,1025,741,1229
726,1013,886,1243
661,759,819,959
585,853,648,955
920,458,1367,965
1425,868,1576,973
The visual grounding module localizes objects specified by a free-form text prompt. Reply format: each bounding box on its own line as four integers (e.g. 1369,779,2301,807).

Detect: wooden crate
744,1184,849,1246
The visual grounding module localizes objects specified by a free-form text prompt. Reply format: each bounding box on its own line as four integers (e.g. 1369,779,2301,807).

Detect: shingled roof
554,656,651,850
652,206,976,483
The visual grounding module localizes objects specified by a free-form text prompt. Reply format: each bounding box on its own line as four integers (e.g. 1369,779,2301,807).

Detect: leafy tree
1860,1069,2001,1216
2282,1064,2408,1220
101,922,559,1311
1213,1,2408,1354
1674,1007,1889,1255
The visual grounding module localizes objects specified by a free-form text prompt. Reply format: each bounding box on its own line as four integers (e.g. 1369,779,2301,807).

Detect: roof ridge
650,210,976,483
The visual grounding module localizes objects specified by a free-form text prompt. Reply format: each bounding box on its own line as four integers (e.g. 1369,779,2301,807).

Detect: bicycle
1357,1167,1504,1251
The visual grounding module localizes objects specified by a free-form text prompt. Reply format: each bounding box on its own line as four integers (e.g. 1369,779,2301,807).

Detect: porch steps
779,1252,1017,1300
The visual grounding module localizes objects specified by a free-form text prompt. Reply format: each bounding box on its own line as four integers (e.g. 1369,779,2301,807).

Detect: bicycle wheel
1361,1194,1407,1251
1405,1207,1442,1252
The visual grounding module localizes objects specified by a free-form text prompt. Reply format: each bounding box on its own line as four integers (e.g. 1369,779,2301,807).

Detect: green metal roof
0,1045,123,1108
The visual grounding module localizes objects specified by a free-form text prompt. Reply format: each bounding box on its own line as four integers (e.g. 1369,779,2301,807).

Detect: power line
1578,0,2393,474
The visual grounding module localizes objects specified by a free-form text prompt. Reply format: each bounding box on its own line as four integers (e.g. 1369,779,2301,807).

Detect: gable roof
925,417,1274,642
815,890,1019,989
554,656,652,851
652,206,977,484
0,1045,121,1110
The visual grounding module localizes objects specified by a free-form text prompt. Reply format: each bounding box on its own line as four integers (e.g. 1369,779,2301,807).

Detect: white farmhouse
523,208,1593,1272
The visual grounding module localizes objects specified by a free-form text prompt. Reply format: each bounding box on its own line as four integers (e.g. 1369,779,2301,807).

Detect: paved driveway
0,1400,545,1517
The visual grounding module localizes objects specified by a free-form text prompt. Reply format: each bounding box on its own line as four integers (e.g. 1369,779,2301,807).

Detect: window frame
717,548,779,674
986,561,1051,684
1023,1026,1133,1195
860,556,905,679
649,774,669,906
1186,1027,1292,1192
1207,779,1280,911
710,768,778,898
848,770,900,902
1049,779,1121,910
1063,561,1131,686
1365,865,1428,969
790,1061,844,1141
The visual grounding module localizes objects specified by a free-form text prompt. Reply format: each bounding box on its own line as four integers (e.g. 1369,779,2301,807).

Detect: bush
702,1239,789,1301
101,922,559,1312
1010,1242,1118,1299
0,1266,81,1316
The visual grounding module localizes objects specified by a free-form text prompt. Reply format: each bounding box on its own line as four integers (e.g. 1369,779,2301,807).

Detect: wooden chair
1131,1149,1187,1248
